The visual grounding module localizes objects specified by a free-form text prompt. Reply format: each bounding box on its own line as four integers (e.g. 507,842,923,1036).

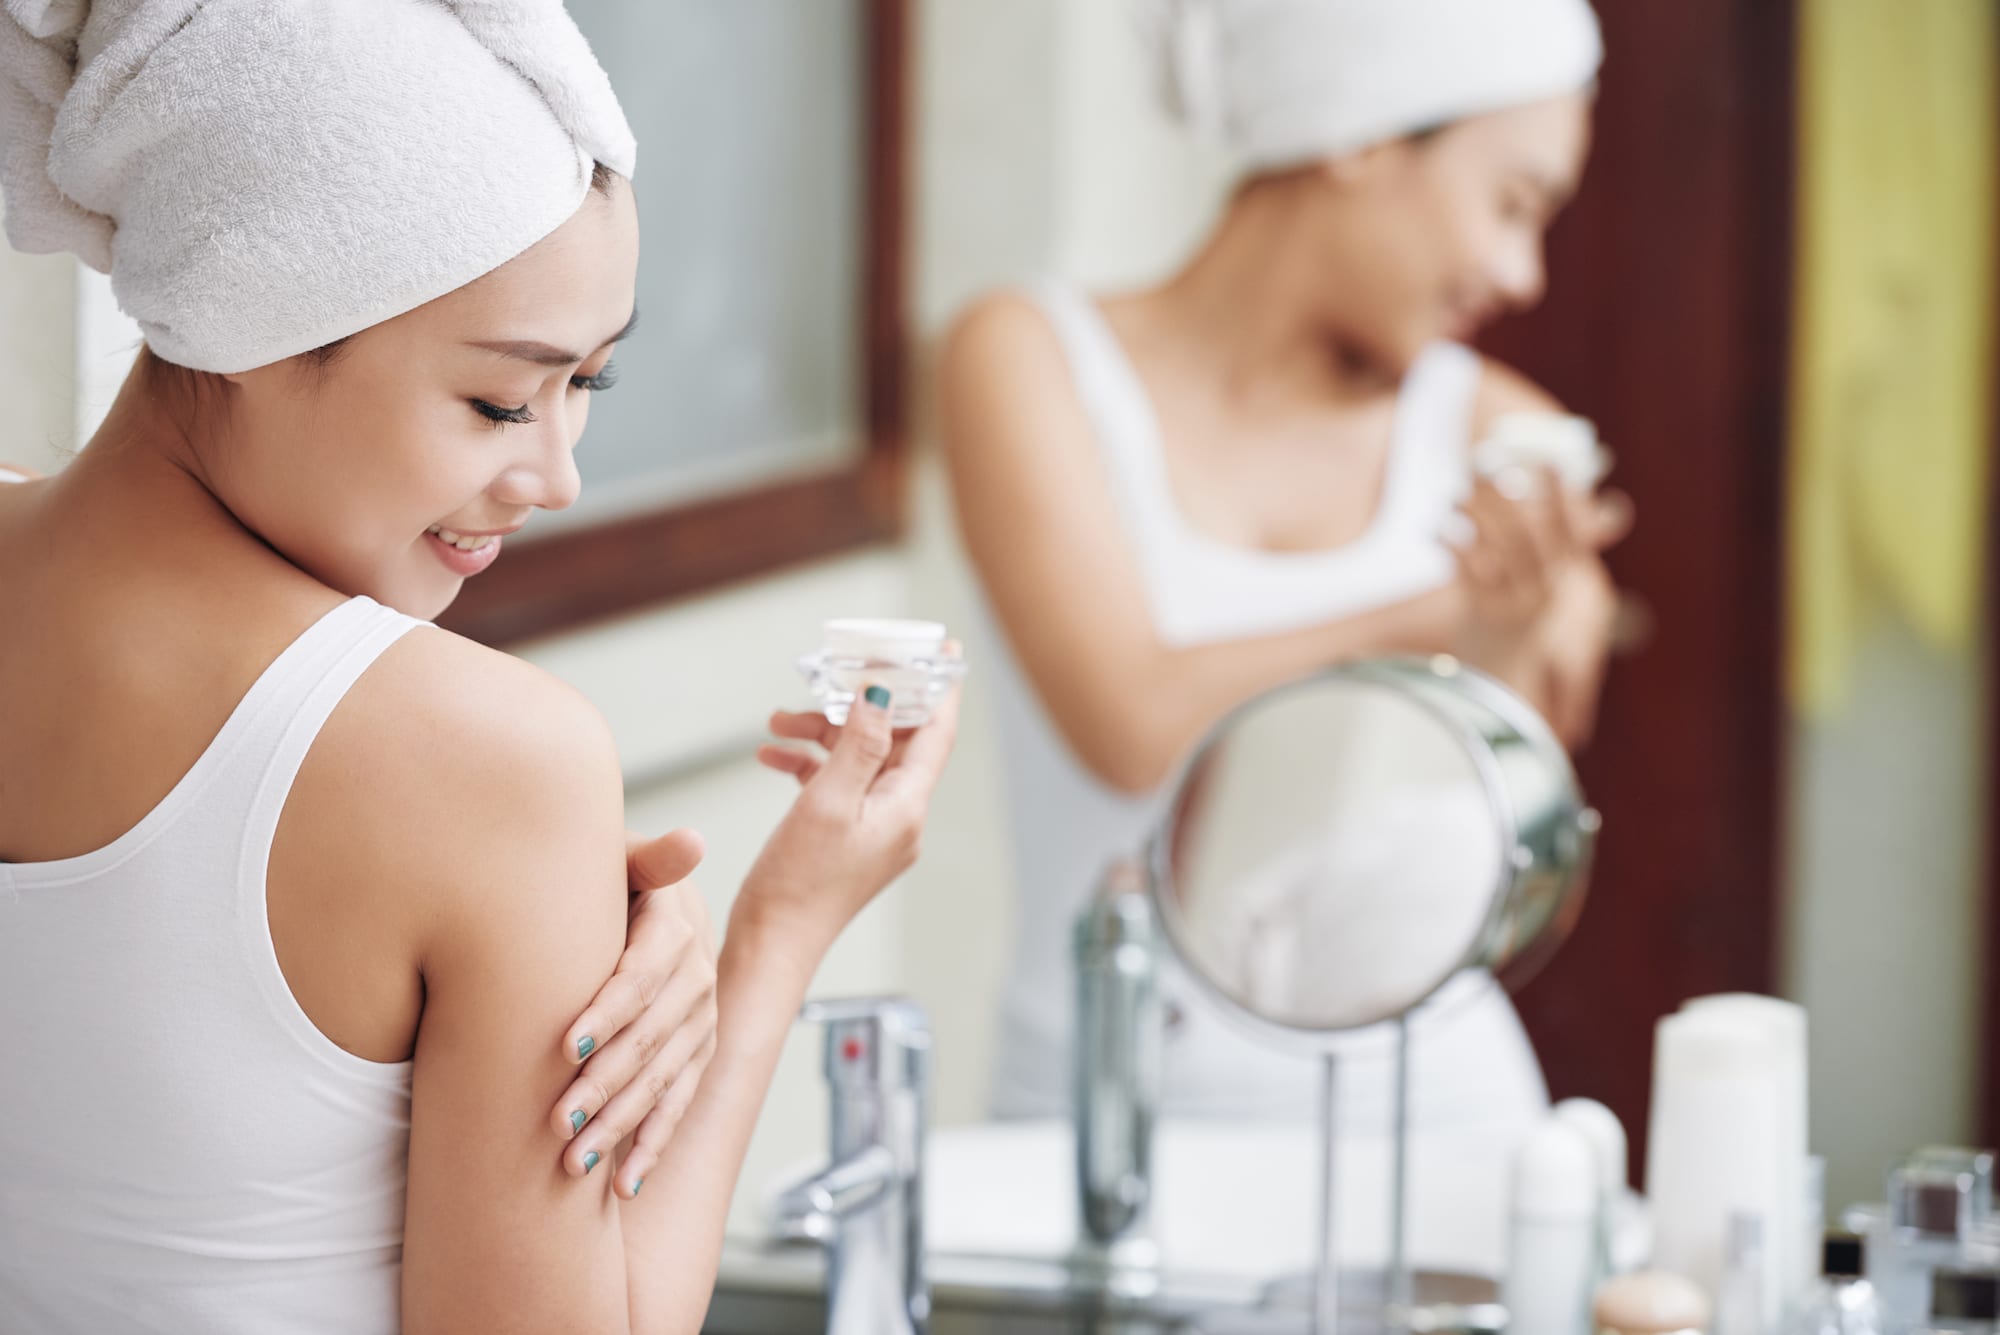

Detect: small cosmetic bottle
1505,1117,1600,1335
1787,1231,1883,1335
1714,1213,1765,1335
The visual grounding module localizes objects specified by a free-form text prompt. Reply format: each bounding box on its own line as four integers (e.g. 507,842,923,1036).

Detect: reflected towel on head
0,0,635,373
1136,0,1603,169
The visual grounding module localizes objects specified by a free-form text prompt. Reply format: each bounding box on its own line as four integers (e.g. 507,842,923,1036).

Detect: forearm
618,909,825,1335
1059,586,1461,794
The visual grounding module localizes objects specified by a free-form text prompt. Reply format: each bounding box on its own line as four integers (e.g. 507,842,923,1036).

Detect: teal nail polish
576,1035,595,1060
569,1109,587,1135
864,685,891,710
632,1178,644,1196
583,1151,601,1174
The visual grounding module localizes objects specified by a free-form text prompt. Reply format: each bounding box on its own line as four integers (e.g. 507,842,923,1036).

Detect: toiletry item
1647,1004,1794,1320
1472,411,1611,492
1594,1269,1712,1334
1910,1149,1999,1220
796,618,965,727
1714,1213,1764,1335
1788,1231,1883,1335
1682,993,1812,1315
1806,1157,1828,1283
1559,1098,1631,1288
1860,1156,2000,1330
1505,1116,1600,1335
1559,1097,1631,1196
1921,1269,2000,1333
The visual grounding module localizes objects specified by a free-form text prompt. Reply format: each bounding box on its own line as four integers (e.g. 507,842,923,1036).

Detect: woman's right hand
738,672,962,957
1451,472,1631,716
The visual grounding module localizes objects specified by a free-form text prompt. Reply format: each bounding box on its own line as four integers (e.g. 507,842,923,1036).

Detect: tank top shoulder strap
226,596,425,851
1020,278,1181,545
223,594,424,1080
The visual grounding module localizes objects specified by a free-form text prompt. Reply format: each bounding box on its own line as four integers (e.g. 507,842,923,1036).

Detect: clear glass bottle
1789,1232,1883,1335
1715,1212,1765,1335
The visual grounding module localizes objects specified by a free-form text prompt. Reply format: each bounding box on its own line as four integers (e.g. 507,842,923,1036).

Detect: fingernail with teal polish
568,1109,587,1135
576,1035,595,1060
632,1178,644,1196
583,1151,601,1174
864,685,891,710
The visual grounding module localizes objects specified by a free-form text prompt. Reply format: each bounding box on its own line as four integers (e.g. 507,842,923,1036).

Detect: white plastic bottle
1503,1117,1599,1335
1789,1232,1882,1335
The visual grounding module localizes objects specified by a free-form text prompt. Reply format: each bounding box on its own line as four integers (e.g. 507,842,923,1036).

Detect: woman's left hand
548,827,719,1196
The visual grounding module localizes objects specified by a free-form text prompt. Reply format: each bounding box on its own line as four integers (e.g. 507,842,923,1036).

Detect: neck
44,360,249,552
1152,177,1395,404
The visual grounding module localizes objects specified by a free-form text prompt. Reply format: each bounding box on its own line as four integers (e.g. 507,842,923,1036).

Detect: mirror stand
1314,1051,1341,1335
1387,1016,1413,1334
1312,1018,1416,1335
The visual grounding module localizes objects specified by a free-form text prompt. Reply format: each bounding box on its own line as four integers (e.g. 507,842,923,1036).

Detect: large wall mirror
438,0,910,646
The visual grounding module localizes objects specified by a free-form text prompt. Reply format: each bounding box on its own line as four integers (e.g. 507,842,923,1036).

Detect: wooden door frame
1478,0,1795,1182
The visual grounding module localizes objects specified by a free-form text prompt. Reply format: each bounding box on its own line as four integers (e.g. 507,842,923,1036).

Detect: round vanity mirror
1145,655,1601,1334
1151,655,1599,1041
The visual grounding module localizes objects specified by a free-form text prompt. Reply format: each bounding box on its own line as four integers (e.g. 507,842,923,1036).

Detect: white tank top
982,282,1548,1135
0,596,423,1335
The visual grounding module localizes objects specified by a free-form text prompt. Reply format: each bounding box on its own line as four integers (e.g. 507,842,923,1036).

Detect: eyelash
471,361,619,428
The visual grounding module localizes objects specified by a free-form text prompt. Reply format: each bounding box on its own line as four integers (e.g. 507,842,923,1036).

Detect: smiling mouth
426,523,503,553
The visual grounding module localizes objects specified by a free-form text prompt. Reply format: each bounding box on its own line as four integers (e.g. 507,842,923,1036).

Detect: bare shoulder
1469,357,1567,440
940,289,1064,378
936,290,1077,455
342,624,615,778
293,623,624,930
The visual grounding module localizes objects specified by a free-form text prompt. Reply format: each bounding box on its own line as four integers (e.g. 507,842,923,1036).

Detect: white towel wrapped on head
1138,0,1603,171
0,0,635,373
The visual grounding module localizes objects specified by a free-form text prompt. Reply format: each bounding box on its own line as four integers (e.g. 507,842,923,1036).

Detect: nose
489,412,582,514
1494,234,1547,311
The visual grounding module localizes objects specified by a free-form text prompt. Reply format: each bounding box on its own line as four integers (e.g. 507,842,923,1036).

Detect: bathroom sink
716,1118,1528,1334
917,1119,1514,1278
703,1241,1502,1334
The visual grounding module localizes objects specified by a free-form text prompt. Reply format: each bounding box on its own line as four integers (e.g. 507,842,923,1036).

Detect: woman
941,0,1628,1138
0,3,955,1332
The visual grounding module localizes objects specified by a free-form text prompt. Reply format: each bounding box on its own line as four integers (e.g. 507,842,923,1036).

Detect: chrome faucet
1073,860,1162,1274
773,997,931,1335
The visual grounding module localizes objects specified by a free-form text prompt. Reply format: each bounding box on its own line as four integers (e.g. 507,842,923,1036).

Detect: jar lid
1821,1230,1864,1279
1592,1270,1711,1333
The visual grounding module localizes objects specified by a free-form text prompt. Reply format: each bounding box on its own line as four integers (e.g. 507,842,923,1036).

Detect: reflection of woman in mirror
941,0,1628,1134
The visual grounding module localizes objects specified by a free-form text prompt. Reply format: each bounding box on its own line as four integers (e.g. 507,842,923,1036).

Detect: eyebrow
467,307,640,368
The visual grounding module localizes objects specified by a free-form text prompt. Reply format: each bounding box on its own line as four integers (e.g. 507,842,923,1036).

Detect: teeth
426,523,497,553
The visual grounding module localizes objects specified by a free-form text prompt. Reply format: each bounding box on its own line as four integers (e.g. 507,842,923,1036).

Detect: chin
372,569,458,623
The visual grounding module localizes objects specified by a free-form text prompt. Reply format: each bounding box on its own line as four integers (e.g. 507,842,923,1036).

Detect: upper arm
354,635,635,1335
937,294,1171,776
1468,357,1567,446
